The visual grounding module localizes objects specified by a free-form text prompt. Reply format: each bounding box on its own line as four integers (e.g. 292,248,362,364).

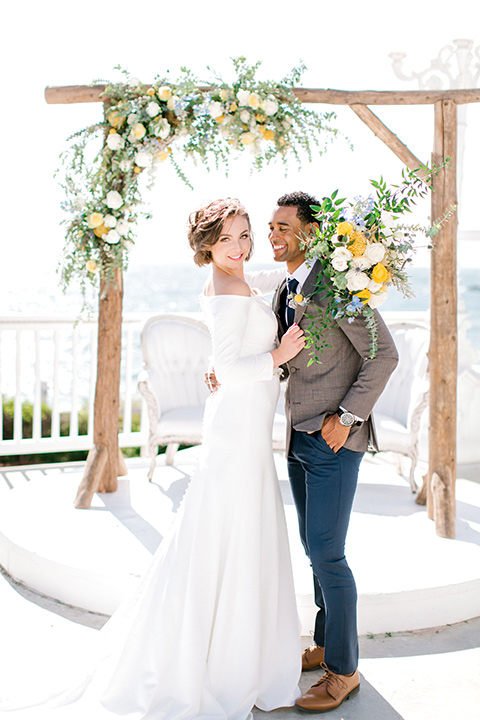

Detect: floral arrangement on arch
59,57,338,293
292,166,455,364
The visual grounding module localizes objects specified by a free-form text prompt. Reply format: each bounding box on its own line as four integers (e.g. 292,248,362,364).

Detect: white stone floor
0,450,480,718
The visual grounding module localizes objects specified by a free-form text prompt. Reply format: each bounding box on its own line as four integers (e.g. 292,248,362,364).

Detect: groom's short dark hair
277,191,320,226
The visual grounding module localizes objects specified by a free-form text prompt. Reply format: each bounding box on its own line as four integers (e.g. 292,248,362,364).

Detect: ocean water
2,263,479,410
3,262,480,350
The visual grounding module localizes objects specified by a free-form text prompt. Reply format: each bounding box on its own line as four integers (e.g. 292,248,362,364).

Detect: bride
1,198,305,720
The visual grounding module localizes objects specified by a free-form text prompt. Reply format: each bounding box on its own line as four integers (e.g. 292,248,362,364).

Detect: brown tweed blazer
272,260,399,454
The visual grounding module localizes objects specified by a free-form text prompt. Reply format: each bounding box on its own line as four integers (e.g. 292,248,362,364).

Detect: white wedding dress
0,270,301,720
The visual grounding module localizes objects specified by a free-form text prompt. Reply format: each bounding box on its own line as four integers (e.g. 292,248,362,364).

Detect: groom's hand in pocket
321,414,350,453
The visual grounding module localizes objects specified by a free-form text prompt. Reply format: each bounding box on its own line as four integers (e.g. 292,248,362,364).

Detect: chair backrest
374,322,430,427
140,315,212,415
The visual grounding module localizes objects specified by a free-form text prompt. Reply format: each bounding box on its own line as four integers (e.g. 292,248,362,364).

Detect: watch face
339,412,355,427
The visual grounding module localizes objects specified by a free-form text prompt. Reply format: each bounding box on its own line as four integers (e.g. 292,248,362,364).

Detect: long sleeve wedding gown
0,269,301,720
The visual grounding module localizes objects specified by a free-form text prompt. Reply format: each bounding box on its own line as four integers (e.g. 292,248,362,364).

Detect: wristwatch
337,409,356,427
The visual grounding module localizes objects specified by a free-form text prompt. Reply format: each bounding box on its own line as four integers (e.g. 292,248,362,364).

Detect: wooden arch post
46,85,480,533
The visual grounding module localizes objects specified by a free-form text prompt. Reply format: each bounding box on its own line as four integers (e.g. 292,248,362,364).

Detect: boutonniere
287,291,312,309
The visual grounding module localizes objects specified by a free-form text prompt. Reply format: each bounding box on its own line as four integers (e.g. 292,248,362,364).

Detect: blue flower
346,296,363,313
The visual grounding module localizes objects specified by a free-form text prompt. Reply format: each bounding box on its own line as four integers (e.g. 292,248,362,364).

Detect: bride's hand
271,324,305,367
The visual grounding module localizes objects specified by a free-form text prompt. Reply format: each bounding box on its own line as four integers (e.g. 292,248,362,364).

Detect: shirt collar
287,260,311,290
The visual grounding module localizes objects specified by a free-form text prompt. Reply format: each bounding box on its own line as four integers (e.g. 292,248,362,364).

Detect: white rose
127,76,140,87
240,109,250,123
105,190,123,210
368,290,388,308
116,219,130,236
146,101,160,118
381,211,395,229
167,96,179,111
368,279,384,293
119,159,132,172
345,268,370,291
331,247,352,271
261,97,279,116
208,102,224,119
154,118,171,140
237,89,250,106
127,113,139,125
105,229,121,244
363,242,386,264
106,133,125,151
104,214,117,228
393,228,404,240
135,150,151,168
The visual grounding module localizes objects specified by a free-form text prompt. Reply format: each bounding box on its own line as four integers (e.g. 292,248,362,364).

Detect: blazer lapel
273,277,288,336
294,260,321,325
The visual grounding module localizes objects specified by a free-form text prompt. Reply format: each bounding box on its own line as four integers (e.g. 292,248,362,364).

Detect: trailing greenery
59,58,338,297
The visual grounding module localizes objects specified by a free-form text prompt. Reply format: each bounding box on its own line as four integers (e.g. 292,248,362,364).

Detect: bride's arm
244,267,286,295
209,297,275,383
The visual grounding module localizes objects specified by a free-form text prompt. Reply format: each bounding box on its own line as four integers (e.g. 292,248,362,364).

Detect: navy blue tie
286,278,299,327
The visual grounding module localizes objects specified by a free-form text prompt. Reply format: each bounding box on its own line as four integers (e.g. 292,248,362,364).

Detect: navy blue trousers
288,428,363,675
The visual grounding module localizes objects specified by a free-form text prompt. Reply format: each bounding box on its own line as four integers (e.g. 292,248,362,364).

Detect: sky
2,0,480,303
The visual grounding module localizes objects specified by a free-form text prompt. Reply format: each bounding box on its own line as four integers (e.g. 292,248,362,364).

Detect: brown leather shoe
301,644,325,671
295,663,360,712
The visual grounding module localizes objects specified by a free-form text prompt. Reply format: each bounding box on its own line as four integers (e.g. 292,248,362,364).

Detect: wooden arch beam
349,104,427,179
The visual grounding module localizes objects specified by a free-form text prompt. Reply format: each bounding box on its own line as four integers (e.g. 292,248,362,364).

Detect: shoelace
312,663,348,691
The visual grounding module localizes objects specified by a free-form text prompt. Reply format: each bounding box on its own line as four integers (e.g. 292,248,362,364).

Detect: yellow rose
371,263,391,284
87,212,104,229
256,113,265,122
156,150,169,162
129,123,146,141
230,102,238,112
93,223,108,238
336,221,354,236
355,289,371,304
107,111,123,129
157,86,172,101
146,87,156,96
294,293,304,303
133,166,142,173
248,92,261,109
263,129,274,141
348,231,367,257
257,125,266,135
241,132,256,146
215,114,225,124
86,259,97,273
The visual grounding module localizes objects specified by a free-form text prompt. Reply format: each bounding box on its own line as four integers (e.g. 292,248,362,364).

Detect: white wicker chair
138,315,212,480
373,322,430,492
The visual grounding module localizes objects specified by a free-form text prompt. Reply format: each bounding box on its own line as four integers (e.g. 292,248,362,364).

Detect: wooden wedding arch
45,84,480,538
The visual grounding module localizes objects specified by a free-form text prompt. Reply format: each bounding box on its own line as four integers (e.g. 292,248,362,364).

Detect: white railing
0,315,152,456
0,310,434,459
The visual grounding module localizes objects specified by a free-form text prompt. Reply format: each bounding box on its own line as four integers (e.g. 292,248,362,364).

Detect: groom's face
268,205,307,271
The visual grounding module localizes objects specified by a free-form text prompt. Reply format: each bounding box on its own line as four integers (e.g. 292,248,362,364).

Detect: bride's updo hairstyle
188,198,254,266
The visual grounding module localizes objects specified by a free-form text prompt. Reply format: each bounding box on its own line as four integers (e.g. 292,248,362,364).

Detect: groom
269,191,398,713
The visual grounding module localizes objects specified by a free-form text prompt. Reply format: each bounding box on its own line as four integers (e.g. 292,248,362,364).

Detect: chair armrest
138,373,160,429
